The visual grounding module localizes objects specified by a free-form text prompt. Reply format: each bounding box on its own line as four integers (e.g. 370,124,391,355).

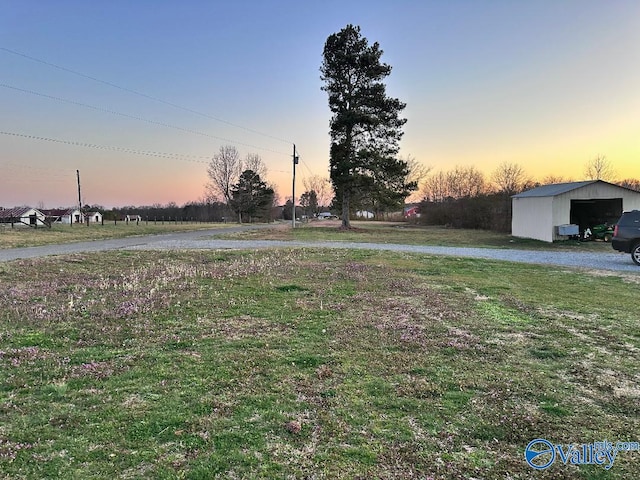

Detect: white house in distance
86,211,103,223
0,206,47,227
512,180,640,242
42,208,81,224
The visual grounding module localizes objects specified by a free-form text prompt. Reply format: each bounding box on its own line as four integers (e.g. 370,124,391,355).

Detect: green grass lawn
0,222,229,249
0,248,637,478
218,221,612,252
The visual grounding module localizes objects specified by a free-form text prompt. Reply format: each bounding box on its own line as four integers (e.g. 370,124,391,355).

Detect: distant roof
0,206,34,219
41,208,77,216
513,180,603,198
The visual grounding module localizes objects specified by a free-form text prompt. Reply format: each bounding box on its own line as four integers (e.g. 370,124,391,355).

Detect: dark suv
612,210,640,265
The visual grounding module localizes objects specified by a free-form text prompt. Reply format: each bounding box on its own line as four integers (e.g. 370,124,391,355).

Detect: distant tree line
96,201,231,223
416,164,516,231
88,199,289,224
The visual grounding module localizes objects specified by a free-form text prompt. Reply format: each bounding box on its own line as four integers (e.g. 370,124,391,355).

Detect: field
217,220,612,252
0,222,228,249
1,245,638,478
1,221,615,253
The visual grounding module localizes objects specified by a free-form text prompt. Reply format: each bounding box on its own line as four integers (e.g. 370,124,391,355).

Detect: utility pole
291,144,298,228
76,170,83,225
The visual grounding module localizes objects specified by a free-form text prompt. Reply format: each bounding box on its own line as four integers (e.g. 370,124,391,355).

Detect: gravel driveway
1,226,638,273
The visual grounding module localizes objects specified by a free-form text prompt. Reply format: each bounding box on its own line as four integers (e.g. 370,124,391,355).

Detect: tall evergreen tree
321,24,414,228
230,170,274,223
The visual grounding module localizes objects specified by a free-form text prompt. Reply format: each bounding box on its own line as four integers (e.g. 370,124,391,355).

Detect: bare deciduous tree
585,154,616,181
206,145,242,204
420,166,486,202
303,174,332,209
617,178,640,192
447,166,486,198
491,162,529,195
541,174,573,185
270,183,281,208
404,155,432,202
420,170,449,202
244,153,268,180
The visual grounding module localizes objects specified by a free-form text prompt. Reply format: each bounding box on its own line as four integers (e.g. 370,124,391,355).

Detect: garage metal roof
513,180,599,198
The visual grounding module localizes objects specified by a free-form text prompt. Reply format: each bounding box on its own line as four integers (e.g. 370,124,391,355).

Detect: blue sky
2,1,639,207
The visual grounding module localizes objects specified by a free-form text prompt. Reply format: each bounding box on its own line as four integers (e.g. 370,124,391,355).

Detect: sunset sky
2,1,639,208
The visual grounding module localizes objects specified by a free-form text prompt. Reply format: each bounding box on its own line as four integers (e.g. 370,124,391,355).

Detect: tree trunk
341,188,351,229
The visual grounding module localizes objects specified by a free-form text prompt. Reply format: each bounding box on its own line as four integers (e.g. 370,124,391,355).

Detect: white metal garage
512,180,640,242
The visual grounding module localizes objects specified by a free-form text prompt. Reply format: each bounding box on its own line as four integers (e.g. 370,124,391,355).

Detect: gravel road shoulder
125,238,640,273
1,227,638,274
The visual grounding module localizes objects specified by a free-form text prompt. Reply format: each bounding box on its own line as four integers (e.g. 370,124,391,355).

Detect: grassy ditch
0,249,638,478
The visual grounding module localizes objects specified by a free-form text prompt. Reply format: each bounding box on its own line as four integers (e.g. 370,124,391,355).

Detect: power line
2,131,297,179
0,131,211,163
1,48,303,179
1,46,293,145
300,158,316,179
1,83,289,156
294,148,322,184
1,131,295,176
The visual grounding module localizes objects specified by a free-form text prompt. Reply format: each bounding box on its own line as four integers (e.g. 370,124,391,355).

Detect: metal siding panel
552,195,570,224
622,192,640,211
558,184,640,213
512,197,554,242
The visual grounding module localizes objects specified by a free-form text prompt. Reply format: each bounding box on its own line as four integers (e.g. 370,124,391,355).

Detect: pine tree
230,170,274,223
321,24,414,227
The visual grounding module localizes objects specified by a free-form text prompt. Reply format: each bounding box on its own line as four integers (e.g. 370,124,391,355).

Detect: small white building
355,210,374,219
86,211,103,223
512,180,640,242
42,208,82,224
